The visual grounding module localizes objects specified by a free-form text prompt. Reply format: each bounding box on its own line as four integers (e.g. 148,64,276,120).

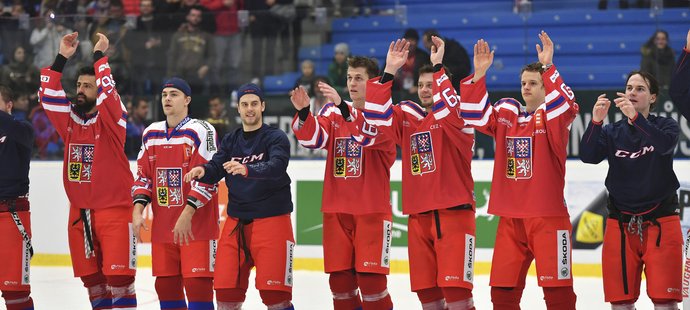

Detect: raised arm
92,33,129,146
669,29,690,120
291,85,332,150
580,94,611,164
460,39,498,136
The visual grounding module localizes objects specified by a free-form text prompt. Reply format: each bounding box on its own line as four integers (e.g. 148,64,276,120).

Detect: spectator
641,29,676,91
0,1,32,63
294,59,316,96
422,29,470,90
11,94,31,122
86,0,111,16
125,97,151,159
167,5,214,95
205,96,231,139
90,0,131,93
203,0,243,95
598,0,650,9
126,0,168,95
246,0,282,82
164,0,216,34
29,11,72,69
29,104,62,159
390,28,430,102
328,42,348,95
1,45,40,99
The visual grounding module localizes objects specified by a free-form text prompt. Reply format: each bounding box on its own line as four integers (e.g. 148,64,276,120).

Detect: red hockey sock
155,276,185,310
650,299,679,309
216,288,246,310
543,286,576,310
259,290,292,309
490,286,523,310
2,290,34,310
329,270,362,310
357,272,392,310
183,277,214,310
81,273,111,310
107,275,136,309
442,287,474,310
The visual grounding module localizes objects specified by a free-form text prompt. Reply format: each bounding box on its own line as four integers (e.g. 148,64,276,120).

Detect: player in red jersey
459,32,579,310
131,77,219,310
361,37,479,310
38,32,137,309
291,55,396,310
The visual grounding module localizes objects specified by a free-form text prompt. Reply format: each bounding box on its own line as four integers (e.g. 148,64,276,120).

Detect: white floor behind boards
1,267,656,309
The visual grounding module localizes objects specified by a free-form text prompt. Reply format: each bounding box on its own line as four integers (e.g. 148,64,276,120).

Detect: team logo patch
68,144,95,182
156,168,183,207
333,137,362,178
410,131,436,175
505,137,532,179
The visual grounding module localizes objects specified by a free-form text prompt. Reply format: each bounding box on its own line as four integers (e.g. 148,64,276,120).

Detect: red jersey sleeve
459,74,498,137
187,120,219,209
541,65,579,153
94,57,128,146
292,104,333,150
362,77,403,145
432,68,476,140
38,68,71,139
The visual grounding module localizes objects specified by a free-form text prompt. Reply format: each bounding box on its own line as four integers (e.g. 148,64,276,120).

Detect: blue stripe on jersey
318,102,335,116
461,111,484,119
121,112,128,121
41,96,69,105
496,98,521,109
432,100,445,112
143,129,201,146
160,300,187,309
97,86,103,94
188,301,215,310
546,96,565,111
400,101,426,116
363,108,393,120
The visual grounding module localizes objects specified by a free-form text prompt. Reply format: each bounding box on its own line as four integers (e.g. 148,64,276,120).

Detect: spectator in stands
126,0,167,95
390,28,430,102
422,29,470,90
328,42,349,95
246,0,282,82
294,59,316,96
670,29,690,120
203,0,243,95
11,94,31,122
30,11,72,69
29,104,62,159
164,0,216,35
206,96,231,139
86,0,111,16
125,97,151,159
167,5,214,95
1,45,40,99
0,1,32,64
90,0,132,93
598,0,650,9
641,30,676,92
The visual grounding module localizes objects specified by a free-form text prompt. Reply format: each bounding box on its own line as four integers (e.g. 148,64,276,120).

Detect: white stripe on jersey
43,88,66,97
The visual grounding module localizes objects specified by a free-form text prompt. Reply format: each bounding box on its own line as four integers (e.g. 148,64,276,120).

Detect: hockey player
38,32,137,309
291,55,396,310
0,85,34,310
184,83,295,310
361,37,478,309
459,32,579,309
670,29,690,120
131,77,219,310
580,71,681,309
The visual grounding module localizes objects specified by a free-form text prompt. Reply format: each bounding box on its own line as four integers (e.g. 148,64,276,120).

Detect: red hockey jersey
363,69,476,215
292,102,395,215
132,118,220,243
460,66,578,218
39,57,132,210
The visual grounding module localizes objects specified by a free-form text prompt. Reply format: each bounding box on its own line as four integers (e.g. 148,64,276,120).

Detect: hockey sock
651,299,679,310
216,288,246,310
490,286,523,310
442,287,474,310
357,272,393,310
543,286,576,310
416,287,445,310
107,275,136,309
330,270,362,310
81,273,112,310
2,290,34,310
155,276,186,310
259,290,292,310
610,302,636,310
183,277,214,310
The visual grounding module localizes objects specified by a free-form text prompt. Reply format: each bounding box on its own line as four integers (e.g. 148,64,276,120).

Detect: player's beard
73,93,96,115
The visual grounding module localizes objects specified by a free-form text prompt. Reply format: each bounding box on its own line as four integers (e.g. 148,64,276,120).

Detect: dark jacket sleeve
579,120,608,164
630,114,679,156
670,48,690,120
245,129,290,179
0,111,34,150
200,134,231,184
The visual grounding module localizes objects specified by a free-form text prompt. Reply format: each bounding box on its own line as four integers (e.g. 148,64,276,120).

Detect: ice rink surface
0,267,656,309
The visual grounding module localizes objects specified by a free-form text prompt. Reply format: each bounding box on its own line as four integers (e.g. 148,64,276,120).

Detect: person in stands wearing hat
131,77,220,310
185,83,296,310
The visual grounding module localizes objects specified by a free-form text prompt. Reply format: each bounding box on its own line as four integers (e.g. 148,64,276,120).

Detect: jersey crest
410,131,436,175
156,168,183,207
506,137,532,179
333,137,362,178
68,144,95,182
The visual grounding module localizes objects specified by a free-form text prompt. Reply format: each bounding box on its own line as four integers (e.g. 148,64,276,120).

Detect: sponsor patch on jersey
156,168,183,207
68,144,95,182
505,137,532,179
410,131,436,175
333,137,362,178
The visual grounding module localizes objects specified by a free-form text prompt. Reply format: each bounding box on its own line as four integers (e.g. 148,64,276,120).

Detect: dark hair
418,64,452,82
132,97,149,109
0,84,16,103
347,56,379,79
189,4,205,13
644,30,669,49
423,29,440,41
110,0,124,8
626,70,660,109
78,66,95,77
403,28,419,41
520,62,545,76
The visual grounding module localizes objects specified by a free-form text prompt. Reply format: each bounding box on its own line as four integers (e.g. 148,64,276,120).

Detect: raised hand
317,81,342,106
472,39,495,82
290,86,310,110
223,161,247,176
183,166,205,183
429,36,445,66
93,32,109,54
591,94,611,123
383,39,410,75
614,92,637,120
59,32,79,59
536,30,554,66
